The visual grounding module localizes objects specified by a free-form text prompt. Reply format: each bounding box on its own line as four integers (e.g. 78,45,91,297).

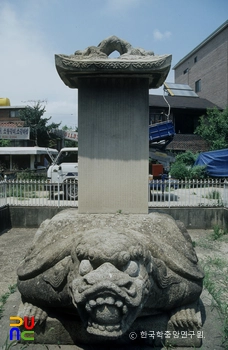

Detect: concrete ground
0,228,226,349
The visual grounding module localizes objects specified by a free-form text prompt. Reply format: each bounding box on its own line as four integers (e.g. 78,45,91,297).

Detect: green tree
170,151,206,180
19,101,61,147
170,161,190,180
175,150,198,166
195,107,228,150
0,139,10,147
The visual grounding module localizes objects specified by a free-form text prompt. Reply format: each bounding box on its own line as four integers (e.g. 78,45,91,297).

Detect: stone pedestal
15,211,206,349
55,36,171,213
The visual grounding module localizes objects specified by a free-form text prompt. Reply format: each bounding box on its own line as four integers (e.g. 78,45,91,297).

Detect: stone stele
17,210,204,347
55,36,172,214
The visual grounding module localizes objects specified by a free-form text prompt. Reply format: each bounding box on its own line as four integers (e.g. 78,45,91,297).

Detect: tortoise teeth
87,321,121,332
85,295,128,335
85,295,128,314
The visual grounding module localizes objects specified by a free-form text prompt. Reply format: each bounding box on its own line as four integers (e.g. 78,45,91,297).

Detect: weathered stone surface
77,76,149,214
55,35,172,89
17,210,204,346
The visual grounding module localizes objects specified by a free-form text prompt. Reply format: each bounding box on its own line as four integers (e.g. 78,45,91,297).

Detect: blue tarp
194,149,228,177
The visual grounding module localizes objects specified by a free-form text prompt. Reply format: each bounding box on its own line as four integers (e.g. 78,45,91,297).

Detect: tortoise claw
169,302,202,329
18,302,47,325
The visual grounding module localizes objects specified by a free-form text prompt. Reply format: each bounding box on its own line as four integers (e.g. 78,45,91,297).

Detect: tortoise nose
83,262,126,285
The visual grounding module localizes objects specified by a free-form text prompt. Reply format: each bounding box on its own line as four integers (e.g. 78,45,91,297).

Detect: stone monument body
55,36,172,213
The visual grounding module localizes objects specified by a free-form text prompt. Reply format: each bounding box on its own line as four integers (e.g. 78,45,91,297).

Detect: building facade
0,105,25,126
149,94,219,153
173,21,228,109
0,98,27,146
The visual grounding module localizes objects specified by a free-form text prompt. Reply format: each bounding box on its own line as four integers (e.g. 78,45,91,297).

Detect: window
195,79,201,93
10,110,19,118
183,68,189,74
194,56,198,63
57,151,78,164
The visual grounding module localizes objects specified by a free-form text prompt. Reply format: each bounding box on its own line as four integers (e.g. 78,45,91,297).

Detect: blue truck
149,120,175,149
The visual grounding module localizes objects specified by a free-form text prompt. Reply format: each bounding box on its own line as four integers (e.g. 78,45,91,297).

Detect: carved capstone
73,35,155,59
17,210,204,340
55,36,172,88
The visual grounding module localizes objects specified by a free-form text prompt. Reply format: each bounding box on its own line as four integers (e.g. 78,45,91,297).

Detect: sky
1,0,227,129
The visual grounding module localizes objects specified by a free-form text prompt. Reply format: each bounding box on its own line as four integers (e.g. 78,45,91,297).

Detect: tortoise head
68,229,154,338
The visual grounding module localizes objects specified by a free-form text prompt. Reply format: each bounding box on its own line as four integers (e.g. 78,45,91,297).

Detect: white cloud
153,29,172,41
0,3,77,127
45,99,78,128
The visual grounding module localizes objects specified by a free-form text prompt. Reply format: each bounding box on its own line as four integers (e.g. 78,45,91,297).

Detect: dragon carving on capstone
55,36,172,89
17,210,204,342
72,35,155,60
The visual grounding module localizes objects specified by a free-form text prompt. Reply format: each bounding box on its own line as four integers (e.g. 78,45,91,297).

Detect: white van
47,147,78,199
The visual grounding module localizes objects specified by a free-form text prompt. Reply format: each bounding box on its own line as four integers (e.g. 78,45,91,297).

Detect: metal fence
0,180,7,207
0,178,78,207
0,178,227,208
149,178,226,208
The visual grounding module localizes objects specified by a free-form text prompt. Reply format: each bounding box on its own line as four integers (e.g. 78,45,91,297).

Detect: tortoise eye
79,259,93,276
123,260,139,277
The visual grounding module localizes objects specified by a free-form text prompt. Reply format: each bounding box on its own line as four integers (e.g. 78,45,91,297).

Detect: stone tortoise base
1,289,225,350
18,300,203,348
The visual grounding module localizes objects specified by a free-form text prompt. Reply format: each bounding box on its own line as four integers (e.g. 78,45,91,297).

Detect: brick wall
175,26,228,109
0,110,10,120
0,109,23,124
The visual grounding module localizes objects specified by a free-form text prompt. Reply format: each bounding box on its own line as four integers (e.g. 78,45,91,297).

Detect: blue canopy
194,149,228,177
